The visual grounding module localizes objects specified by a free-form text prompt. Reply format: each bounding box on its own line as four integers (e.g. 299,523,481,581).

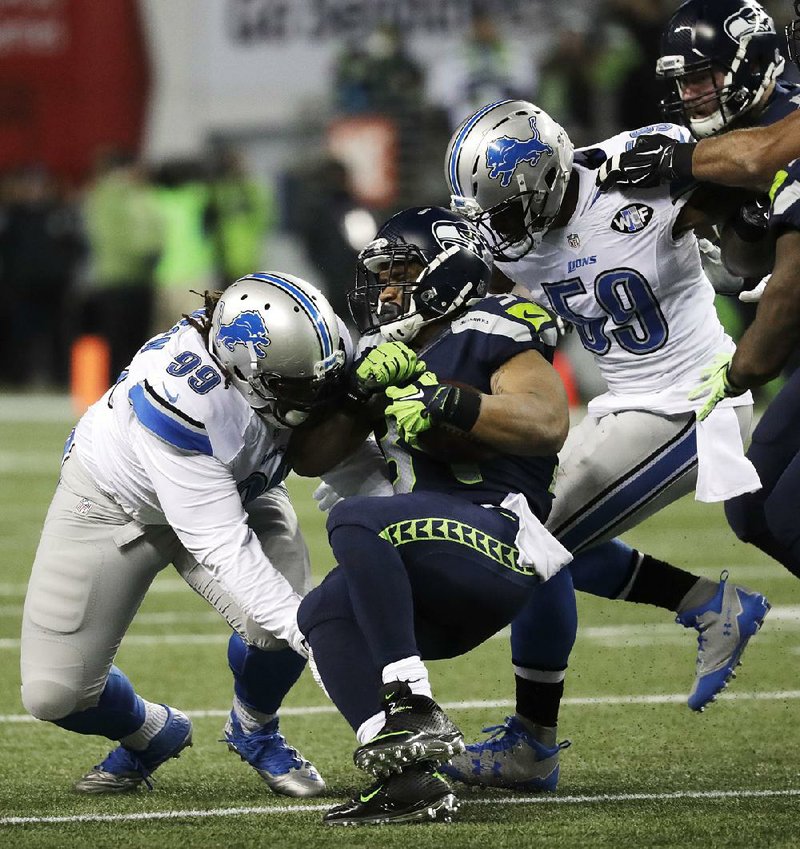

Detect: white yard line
2,690,800,724
1,788,798,826
3,606,800,648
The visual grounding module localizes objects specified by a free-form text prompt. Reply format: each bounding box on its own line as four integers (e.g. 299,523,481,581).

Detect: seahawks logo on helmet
432,219,491,264
724,4,775,42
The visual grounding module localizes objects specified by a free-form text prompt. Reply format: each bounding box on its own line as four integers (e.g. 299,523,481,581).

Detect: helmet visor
349,245,425,333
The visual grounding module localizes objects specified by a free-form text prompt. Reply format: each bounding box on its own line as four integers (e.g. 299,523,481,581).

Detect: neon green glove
687,353,746,421
385,371,482,448
354,341,426,395
384,371,441,447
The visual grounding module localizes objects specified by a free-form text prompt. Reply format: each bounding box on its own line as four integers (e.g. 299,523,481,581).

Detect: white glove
698,237,745,296
313,481,343,513
739,274,770,303
285,617,310,659
307,647,331,700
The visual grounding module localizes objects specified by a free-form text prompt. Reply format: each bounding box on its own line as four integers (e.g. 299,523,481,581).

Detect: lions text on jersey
498,123,751,417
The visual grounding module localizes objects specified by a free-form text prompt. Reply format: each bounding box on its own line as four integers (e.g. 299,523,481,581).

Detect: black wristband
666,143,696,181
436,385,482,432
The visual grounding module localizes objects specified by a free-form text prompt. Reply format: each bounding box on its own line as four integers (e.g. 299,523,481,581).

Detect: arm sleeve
319,436,393,499
131,421,301,643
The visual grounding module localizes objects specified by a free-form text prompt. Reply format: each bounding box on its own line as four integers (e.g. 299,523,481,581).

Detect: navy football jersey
375,294,560,522
757,81,800,127
769,159,800,235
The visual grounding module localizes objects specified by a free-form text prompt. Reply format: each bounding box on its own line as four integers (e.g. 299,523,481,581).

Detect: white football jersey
499,123,748,415
73,314,300,642
76,313,291,524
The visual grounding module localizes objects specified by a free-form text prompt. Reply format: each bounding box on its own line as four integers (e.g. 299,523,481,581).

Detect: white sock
121,701,168,751
232,694,275,735
356,711,386,745
382,656,432,698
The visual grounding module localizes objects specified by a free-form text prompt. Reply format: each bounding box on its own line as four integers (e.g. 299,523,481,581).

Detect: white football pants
546,406,752,554
20,453,310,721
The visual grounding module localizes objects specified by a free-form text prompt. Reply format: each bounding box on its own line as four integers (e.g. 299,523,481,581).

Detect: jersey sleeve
451,295,558,375
130,420,301,643
127,332,250,465
769,160,800,234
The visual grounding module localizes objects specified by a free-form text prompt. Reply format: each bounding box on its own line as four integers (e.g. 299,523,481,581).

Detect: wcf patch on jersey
611,203,653,234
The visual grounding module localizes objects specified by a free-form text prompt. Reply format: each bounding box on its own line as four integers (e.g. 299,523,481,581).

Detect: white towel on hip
695,406,761,502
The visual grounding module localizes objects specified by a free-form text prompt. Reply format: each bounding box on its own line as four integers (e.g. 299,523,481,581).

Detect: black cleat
324,763,459,826
353,681,465,778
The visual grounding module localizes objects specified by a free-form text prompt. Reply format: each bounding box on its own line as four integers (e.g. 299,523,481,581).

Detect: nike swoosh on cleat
360,785,384,803
369,730,411,742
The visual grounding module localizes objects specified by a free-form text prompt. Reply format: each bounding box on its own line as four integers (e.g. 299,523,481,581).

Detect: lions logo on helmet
209,272,345,426
216,311,271,359
485,116,554,188
444,100,573,262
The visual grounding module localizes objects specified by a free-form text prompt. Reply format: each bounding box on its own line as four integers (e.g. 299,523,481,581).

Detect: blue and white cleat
677,571,770,712
74,706,193,793
439,715,570,791
223,712,325,797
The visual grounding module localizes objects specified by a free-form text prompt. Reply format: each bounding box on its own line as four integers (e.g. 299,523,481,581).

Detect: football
416,422,497,463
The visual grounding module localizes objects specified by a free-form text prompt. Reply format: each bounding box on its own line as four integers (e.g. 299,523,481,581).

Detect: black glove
596,134,696,192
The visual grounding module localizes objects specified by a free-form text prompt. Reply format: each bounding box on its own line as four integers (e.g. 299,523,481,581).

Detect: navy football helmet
349,207,492,343
656,0,784,138
788,1,800,71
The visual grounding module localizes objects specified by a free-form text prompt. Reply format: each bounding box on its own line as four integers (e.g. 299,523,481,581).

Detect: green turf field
1,400,799,848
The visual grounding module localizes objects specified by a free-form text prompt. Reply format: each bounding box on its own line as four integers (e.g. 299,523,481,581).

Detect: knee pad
20,638,100,720
21,679,81,722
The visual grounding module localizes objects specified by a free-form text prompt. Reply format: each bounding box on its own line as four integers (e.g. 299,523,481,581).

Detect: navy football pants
298,492,541,731
726,369,800,577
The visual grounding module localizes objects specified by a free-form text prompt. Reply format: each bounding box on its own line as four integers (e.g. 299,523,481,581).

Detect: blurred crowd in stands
1,0,797,392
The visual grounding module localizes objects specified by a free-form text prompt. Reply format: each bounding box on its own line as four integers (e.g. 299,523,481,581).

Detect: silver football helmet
209,272,346,427
445,100,574,261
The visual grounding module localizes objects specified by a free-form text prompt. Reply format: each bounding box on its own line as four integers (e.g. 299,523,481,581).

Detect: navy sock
570,538,640,598
298,573,384,732
227,633,306,716
54,665,146,740
625,553,701,611
515,676,565,729
510,567,577,670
